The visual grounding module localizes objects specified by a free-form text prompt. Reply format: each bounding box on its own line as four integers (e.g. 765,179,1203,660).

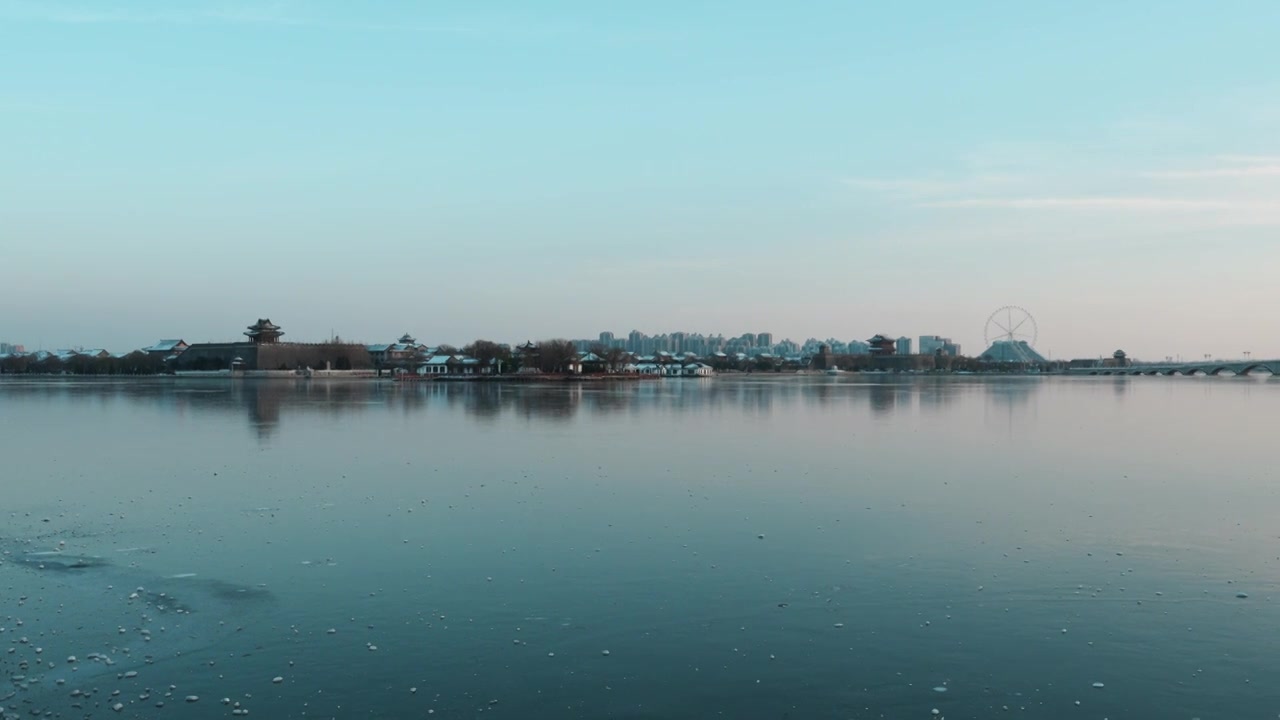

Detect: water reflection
4,373,1280,719
0,376,1058,440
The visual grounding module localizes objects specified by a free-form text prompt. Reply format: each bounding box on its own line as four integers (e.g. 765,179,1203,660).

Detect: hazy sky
3,1,1278,359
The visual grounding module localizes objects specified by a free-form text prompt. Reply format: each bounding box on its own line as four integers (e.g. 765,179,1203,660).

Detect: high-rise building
919,335,949,356
896,337,912,355
599,331,615,346
756,333,773,348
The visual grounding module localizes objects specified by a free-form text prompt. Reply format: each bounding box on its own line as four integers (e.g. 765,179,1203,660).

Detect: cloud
844,174,1019,198
1143,158,1280,179
848,150,1280,226
925,197,1243,211
0,1,302,26
0,1,574,37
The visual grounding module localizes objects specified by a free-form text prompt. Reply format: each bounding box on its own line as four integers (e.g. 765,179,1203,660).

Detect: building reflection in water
0,375,1057,438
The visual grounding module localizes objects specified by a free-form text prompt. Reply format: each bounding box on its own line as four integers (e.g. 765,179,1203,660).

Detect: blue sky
2,0,1278,359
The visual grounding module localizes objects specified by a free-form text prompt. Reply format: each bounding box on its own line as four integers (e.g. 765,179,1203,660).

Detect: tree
601,347,630,373
587,343,629,374
463,340,512,373
536,339,578,373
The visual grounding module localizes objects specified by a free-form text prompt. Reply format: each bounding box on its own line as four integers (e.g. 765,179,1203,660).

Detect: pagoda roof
245,318,284,340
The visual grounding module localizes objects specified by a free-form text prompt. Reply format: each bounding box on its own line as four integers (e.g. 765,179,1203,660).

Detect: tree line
0,351,167,375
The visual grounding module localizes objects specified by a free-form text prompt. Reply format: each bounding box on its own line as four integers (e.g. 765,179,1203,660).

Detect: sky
2,0,1278,360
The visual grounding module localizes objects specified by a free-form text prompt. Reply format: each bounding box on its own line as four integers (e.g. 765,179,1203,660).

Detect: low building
1105,350,1130,368
577,351,607,374
368,333,430,369
683,363,714,377
144,339,189,358
415,354,496,376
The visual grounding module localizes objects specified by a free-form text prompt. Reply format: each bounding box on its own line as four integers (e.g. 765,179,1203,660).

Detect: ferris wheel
984,306,1038,348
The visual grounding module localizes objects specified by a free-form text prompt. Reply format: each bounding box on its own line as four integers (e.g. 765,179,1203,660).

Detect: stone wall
256,344,374,371
173,342,373,372
172,343,258,371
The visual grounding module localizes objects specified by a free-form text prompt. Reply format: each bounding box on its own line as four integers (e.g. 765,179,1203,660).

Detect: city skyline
0,314,1269,363
3,1,1279,358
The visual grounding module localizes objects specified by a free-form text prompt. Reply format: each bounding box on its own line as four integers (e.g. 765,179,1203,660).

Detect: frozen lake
2,375,1279,718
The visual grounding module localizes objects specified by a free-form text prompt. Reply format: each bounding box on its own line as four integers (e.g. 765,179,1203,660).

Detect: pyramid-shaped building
980,340,1047,364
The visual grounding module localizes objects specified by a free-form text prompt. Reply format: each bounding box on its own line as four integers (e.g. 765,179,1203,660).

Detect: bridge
1067,359,1280,376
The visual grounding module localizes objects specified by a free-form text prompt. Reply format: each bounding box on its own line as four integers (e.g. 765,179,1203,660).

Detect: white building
683,363,714,377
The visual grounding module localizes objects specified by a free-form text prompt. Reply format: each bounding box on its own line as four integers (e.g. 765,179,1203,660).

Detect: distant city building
756,332,773,348
0,342,25,354
896,337,912,355
919,335,955,356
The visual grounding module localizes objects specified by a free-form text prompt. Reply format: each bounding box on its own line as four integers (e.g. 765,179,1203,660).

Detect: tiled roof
148,339,186,351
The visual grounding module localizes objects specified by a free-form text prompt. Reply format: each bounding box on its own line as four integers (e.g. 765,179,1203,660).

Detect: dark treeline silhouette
0,351,166,375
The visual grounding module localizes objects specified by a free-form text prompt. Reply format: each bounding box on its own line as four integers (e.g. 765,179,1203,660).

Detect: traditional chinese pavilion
867,334,897,356
245,319,285,344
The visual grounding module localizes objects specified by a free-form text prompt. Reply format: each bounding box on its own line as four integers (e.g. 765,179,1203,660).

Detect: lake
2,375,1278,719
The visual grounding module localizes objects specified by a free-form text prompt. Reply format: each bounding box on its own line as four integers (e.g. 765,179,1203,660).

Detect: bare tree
601,346,630,373
536,339,578,373
463,340,512,373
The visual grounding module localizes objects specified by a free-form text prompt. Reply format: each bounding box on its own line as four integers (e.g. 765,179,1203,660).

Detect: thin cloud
925,197,1242,211
0,1,574,37
1143,154,1280,179
1143,165,1280,179
1214,154,1280,164
843,174,1019,198
0,2,303,26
